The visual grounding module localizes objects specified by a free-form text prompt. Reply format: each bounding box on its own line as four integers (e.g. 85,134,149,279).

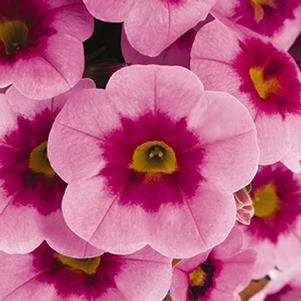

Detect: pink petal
124,0,217,56
83,0,135,22
0,205,43,254
271,6,301,50
188,91,259,192
0,94,18,137
170,268,189,301
121,27,196,69
0,279,57,301
12,33,84,99
190,20,257,118
174,251,210,273
43,211,104,258
3,79,95,127
63,176,236,258
48,89,120,183
112,246,172,301
211,227,245,259
106,64,204,120
281,150,301,173
0,63,13,89
214,250,257,292
240,228,278,279
255,114,290,164
42,2,94,41
5,87,52,118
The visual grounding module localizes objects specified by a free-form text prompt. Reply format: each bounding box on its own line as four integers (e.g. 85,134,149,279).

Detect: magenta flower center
247,164,301,242
234,38,301,116
55,253,101,275
0,19,29,55
33,243,121,298
0,109,66,215
100,112,204,211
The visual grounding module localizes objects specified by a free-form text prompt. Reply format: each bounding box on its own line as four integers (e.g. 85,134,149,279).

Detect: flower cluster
0,0,300,300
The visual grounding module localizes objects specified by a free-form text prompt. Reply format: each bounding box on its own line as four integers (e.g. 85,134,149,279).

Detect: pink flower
250,264,301,301
213,0,301,50
239,163,301,278
48,65,259,258
191,20,301,166
0,79,102,257
83,0,217,56
121,17,214,69
0,0,93,99
170,228,256,301
0,242,172,301
121,27,197,69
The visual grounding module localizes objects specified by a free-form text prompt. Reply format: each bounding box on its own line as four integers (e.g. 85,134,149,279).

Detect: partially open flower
0,0,93,99
48,65,259,258
0,79,101,256
170,228,257,301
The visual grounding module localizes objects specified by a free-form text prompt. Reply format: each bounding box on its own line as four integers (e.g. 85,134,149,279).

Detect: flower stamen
249,0,276,23
55,253,101,275
189,267,207,287
28,141,55,177
253,182,279,218
249,67,281,100
130,140,177,175
0,19,29,55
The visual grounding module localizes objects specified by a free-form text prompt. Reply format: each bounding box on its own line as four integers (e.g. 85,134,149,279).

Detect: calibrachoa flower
121,17,214,69
250,264,301,301
213,0,301,50
48,65,259,258
240,163,301,278
191,20,301,166
0,242,172,301
121,27,197,69
83,0,217,56
170,228,256,301
0,0,93,99
0,79,102,256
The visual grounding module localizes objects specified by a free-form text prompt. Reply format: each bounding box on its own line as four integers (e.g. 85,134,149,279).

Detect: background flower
170,228,256,301
213,0,301,50
0,242,172,301
240,163,301,278
191,20,301,165
0,0,93,99
0,79,101,257
83,0,217,56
